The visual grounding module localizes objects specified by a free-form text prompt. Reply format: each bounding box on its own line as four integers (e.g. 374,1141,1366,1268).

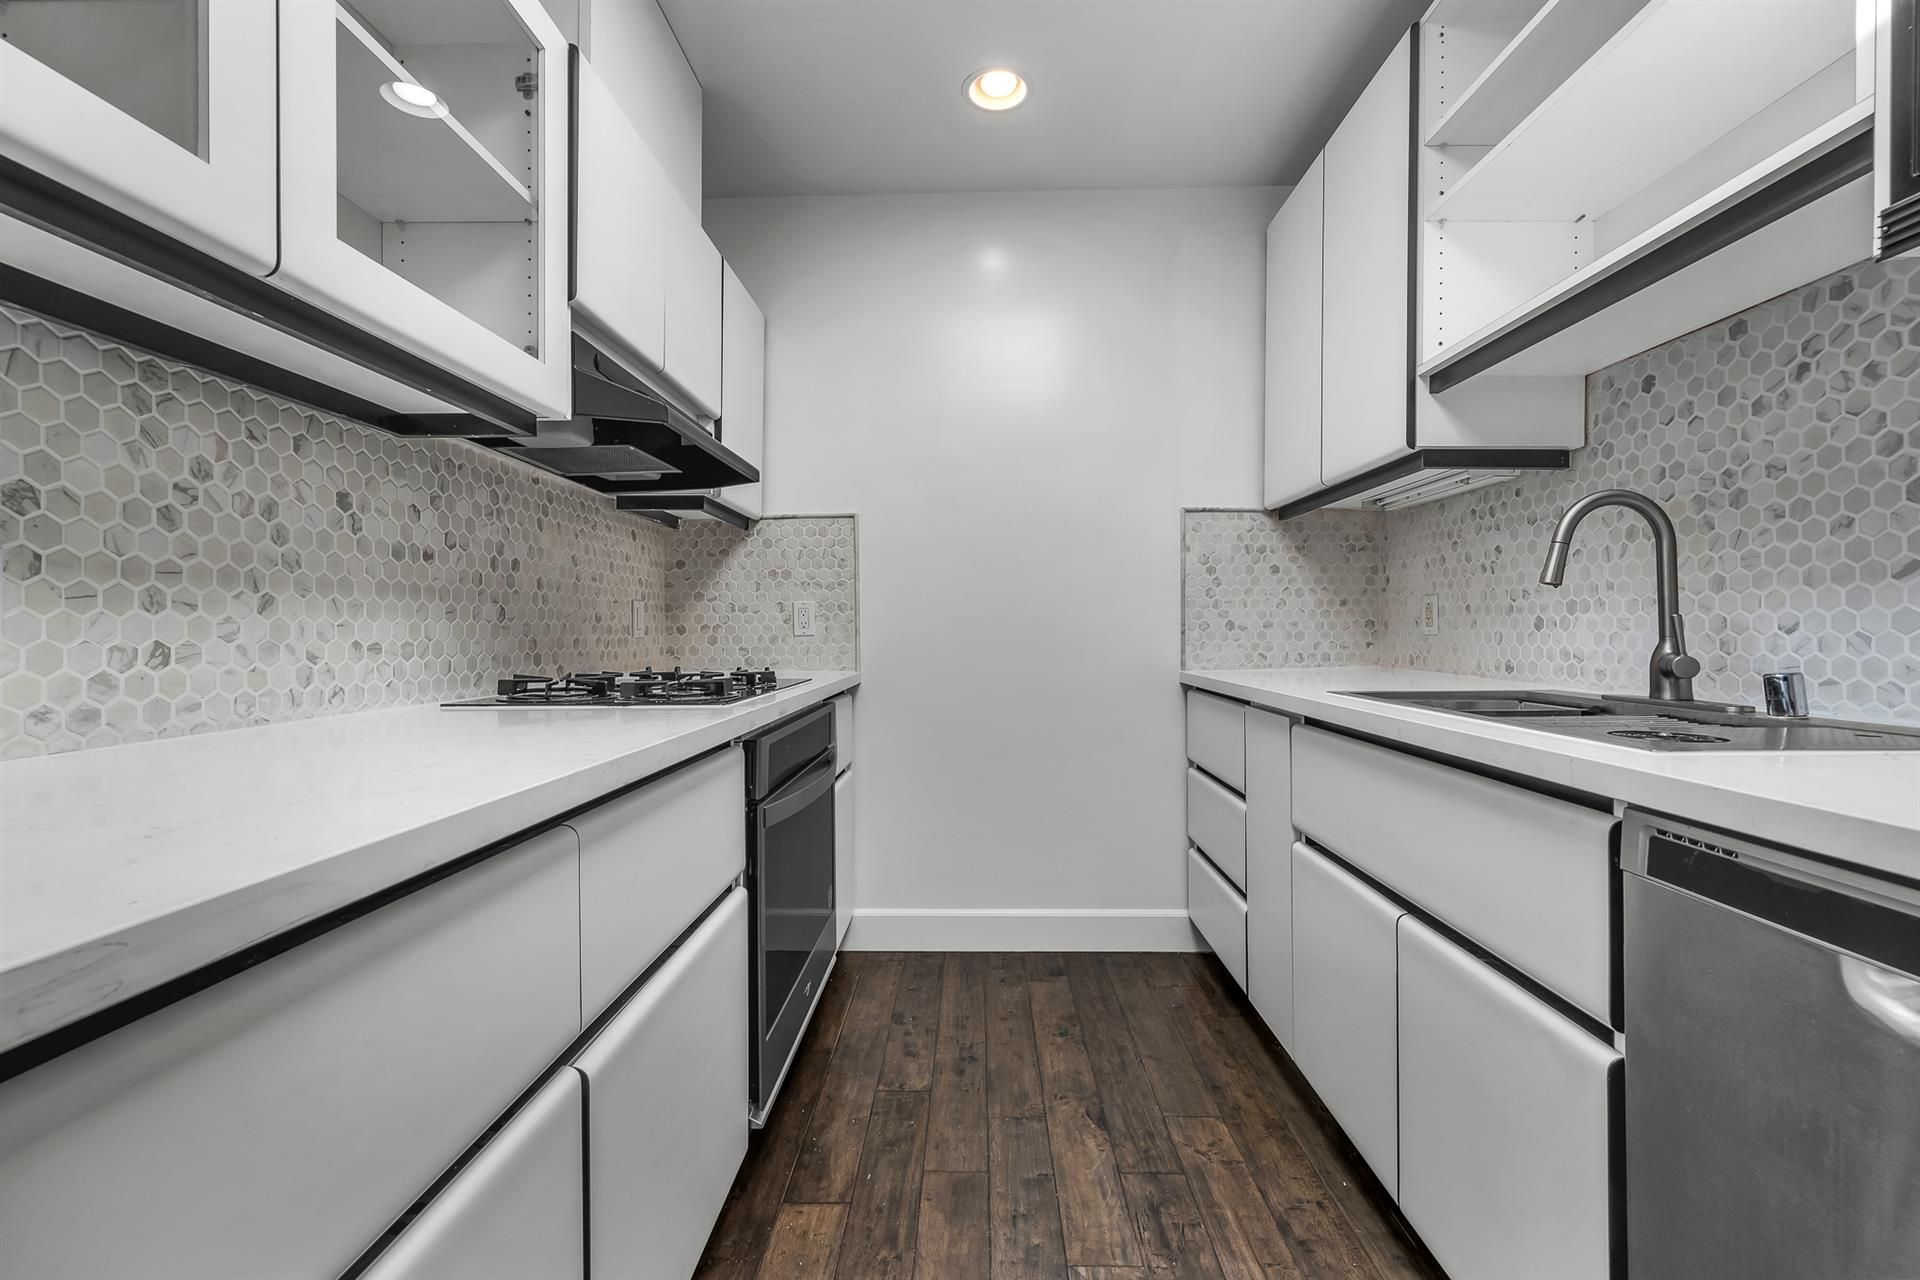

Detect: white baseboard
842,908,1204,952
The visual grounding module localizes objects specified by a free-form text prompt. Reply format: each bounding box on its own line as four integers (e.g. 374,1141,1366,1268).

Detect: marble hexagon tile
0,304,676,757
1379,257,1920,724
1182,509,1385,670
663,516,859,671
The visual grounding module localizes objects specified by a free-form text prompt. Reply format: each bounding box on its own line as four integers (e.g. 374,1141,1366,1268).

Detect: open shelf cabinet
1419,0,1875,391
1426,0,1644,148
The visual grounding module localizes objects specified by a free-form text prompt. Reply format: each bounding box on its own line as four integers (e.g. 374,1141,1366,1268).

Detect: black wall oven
744,705,837,1125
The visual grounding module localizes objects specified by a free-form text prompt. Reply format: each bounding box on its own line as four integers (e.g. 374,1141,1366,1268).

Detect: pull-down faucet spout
1539,489,1701,703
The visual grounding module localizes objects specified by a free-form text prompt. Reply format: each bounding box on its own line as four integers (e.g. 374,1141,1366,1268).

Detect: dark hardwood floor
695,952,1446,1280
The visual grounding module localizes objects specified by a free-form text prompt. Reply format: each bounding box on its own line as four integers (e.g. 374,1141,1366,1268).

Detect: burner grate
449,667,799,709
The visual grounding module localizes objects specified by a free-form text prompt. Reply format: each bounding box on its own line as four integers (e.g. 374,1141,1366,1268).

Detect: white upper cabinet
1418,0,1871,386
720,261,767,516
1264,154,1325,508
274,0,573,420
1320,29,1415,487
662,195,724,419
571,50,669,374
0,0,277,273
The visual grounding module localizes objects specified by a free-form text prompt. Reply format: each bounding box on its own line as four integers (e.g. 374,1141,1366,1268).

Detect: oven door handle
760,753,836,828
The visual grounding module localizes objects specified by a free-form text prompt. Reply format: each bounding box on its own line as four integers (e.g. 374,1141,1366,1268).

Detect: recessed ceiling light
381,79,448,118
966,67,1028,112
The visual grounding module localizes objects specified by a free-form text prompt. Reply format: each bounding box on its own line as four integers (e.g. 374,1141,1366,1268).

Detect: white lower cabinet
1184,690,1247,790
0,827,582,1280
576,887,750,1280
835,769,856,944
1291,841,1402,1196
1398,916,1619,1280
1243,709,1293,1048
1293,726,1615,1024
833,691,856,773
1186,845,1249,989
568,748,746,1021
1186,765,1248,890
361,1069,585,1280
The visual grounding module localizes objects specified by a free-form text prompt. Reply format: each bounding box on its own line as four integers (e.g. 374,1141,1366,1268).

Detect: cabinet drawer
569,749,746,1019
1292,842,1401,1195
577,887,750,1280
1186,846,1248,990
1293,726,1615,1022
1398,916,1618,1280
0,827,581,1280
361,1068,584,1280
1185,690,1246,790
1187,766,1249,890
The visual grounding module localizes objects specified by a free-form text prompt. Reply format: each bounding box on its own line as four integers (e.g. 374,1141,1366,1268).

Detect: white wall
579,0,703,211
705,188,1282,949
535,0,580,44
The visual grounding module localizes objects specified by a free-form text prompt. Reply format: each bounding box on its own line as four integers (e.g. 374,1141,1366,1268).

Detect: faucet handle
1663,653,1702,680
1659,613,1701,680
1762,671,1809,718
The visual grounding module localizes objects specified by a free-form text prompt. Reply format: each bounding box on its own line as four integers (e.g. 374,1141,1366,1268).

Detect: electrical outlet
630,600,646,638
1420,593,1440,636
792,600,818,638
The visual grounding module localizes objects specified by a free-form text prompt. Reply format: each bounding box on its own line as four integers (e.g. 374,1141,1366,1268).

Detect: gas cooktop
444,668,810,708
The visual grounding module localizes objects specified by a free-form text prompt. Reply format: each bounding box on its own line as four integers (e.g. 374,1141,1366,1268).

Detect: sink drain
1609,729,1731,744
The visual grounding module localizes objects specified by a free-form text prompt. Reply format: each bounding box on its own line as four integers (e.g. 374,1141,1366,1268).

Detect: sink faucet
1538,489,1701,702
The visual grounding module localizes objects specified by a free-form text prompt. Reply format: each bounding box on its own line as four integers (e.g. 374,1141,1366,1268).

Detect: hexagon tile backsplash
1188,256,1920,726
664,517,858,671
1183,509,1384,669
1381,257,1920,724
0,304,860,757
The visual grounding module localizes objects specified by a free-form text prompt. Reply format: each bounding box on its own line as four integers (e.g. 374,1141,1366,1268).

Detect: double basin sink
1339,690,1920,752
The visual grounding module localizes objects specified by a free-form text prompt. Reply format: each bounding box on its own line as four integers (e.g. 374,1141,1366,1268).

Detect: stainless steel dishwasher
1622,811,1920,1280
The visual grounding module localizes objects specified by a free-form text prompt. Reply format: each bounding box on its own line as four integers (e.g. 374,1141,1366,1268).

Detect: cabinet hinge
515,71,538,100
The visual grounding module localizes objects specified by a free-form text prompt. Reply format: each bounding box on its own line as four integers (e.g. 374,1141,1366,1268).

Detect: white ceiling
659,0,1426,199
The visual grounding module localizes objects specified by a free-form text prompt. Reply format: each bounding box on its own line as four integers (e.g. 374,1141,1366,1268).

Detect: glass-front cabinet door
0,0,277,272
274,0,571,420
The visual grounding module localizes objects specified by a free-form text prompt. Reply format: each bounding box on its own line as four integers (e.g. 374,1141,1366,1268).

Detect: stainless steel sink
1336,690,1920,752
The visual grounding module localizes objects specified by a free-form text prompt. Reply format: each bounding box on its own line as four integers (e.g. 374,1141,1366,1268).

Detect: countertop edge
0,674,859,1057
1182,669,1918,879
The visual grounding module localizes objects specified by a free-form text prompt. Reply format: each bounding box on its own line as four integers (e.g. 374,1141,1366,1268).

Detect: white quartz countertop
0,673,859,1056
1183,668,1920,882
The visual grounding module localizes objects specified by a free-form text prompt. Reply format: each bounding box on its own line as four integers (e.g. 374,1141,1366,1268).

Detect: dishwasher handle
1622,810,1920,980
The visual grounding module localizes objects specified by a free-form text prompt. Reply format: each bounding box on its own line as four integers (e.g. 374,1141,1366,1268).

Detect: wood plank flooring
695,952,1445,1280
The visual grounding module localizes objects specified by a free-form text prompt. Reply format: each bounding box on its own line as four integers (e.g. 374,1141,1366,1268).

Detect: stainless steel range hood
482,337,759,493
